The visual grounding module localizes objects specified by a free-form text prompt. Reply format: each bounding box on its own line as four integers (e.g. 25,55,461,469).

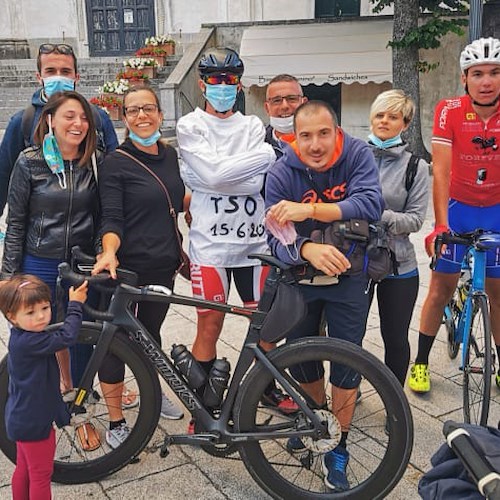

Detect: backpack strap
21,104,36,149
405,154,420,192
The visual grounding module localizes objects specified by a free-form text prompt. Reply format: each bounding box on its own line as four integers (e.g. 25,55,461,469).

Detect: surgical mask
128,129,161,147
43,76,75,98
270,115,294,134
204,84,238,113
42,114,67,189
264,212,299,261
368,133,403,150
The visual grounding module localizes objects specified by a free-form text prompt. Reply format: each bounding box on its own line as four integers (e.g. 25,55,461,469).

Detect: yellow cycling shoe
496,369,500,390
408,364,430,393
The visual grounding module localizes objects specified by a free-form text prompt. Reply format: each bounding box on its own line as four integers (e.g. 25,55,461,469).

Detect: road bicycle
438,230,500,426
0,251,413,499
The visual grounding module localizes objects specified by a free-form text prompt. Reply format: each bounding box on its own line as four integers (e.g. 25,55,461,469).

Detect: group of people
0,34,498,498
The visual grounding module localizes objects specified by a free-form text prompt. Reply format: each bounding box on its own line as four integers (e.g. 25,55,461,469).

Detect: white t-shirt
177,108,276,267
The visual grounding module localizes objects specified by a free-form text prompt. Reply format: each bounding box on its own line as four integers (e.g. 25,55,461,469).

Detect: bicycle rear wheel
463,295,492,426
0,322,161,484
234,338,413,500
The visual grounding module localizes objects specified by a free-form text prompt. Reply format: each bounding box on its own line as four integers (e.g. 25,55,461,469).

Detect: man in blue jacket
265,100,383,493
0,43,118,217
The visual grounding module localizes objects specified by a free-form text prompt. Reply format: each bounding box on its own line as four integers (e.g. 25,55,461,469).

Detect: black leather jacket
2,146,99,275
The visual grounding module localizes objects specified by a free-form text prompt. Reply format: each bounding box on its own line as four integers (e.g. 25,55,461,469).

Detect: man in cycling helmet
408,37,500,394
176,48,292,424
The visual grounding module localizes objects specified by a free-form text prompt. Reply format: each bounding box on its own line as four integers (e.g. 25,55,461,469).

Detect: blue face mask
42,114,67,189
204,84,238,113
128,129,161,147
43,76,75,98
368,133,403,150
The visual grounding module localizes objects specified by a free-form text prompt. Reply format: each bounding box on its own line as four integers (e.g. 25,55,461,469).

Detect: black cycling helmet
198,47,244,77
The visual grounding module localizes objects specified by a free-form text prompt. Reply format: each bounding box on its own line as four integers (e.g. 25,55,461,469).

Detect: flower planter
160,43,175,56
140,66,156,79
101,92,123,102
150,55,166,67
128,79,147,89
107,106,123,121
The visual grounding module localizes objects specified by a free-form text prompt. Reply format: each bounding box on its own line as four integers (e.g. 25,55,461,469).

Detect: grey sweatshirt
370,143,430,276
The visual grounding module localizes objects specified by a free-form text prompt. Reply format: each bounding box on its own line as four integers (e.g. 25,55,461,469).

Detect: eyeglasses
124,104,159,117
267,94,303,106
203,73,240,85
472,136,498,150
38,43,75,56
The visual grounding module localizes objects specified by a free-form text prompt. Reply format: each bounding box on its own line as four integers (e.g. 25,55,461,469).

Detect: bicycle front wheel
234,338,413,500
463,295,492,426
445,300,460,360
0,322,161,484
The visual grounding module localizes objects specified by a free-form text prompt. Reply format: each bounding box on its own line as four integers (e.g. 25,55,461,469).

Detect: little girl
0,274,87,500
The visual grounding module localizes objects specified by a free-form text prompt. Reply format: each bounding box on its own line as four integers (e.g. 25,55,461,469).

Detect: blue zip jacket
0,88,118,217
265,130,383,265
6,301,83,442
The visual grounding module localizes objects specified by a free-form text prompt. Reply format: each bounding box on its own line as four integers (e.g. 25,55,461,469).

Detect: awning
240,20,393,87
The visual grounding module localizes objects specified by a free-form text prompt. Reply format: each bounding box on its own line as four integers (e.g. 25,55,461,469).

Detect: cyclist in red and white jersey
409,37,500,393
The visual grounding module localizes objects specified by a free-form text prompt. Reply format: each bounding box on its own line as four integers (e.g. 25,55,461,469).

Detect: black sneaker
261,387,299,415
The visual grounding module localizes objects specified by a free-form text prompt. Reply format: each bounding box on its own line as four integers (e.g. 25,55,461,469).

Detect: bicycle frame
71,281,327,447
457,248,487,370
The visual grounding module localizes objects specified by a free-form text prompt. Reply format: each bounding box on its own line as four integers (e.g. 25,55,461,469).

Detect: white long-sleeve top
177,107,276,267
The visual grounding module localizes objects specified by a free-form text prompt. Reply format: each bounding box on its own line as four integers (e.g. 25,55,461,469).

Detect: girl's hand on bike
425,224,449,257
69,280,88,303
92,252,119,279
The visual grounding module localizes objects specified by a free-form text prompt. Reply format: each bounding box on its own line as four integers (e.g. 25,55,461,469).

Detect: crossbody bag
116,148,191,281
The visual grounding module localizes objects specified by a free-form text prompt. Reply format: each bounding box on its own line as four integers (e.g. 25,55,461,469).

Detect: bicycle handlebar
58,263,116,322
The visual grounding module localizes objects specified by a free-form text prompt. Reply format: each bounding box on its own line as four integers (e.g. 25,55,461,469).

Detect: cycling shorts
190,263,269,313
435,200,500,278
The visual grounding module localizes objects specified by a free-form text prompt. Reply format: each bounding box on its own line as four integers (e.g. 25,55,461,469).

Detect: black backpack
21,103,106,152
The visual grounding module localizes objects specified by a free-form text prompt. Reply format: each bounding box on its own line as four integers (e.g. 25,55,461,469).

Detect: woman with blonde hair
367,89,429,388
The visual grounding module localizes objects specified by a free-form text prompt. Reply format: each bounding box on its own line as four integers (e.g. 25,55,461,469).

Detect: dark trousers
369,274,419,386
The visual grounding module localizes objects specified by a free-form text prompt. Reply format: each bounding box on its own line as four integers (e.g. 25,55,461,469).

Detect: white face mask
269,115,294,134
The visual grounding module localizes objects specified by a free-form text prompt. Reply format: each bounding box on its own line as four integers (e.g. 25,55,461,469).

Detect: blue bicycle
439,230,500,426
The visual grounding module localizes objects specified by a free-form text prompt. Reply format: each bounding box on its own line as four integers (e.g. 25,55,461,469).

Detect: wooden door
86,0,155,56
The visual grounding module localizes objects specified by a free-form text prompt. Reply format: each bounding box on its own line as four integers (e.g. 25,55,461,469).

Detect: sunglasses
124,104,159,117
38,43,75,56
267,95,303,106
203,73,240,85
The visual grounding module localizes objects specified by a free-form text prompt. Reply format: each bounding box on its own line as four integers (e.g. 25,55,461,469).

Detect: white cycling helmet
460,37,500,72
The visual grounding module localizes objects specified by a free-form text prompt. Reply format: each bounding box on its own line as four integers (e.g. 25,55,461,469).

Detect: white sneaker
106,423,130,449
160,393,184,420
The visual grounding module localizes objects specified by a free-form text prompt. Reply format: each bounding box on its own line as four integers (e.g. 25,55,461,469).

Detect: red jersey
432,95,500,207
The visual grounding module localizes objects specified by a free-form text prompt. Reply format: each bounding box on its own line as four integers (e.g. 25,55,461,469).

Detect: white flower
145,34,175,46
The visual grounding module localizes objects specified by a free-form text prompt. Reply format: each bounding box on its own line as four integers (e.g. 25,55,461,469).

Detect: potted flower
116,68,149,87
135,46,168,66
98,78,130,99
145,34,175,56
123,57,158,78
90,95,123,121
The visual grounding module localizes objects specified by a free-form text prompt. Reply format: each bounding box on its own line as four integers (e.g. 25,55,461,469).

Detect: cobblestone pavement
0,204,499,500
